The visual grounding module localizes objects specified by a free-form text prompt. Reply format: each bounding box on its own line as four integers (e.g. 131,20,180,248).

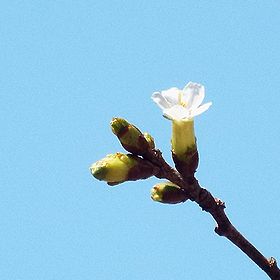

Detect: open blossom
151,82,212,120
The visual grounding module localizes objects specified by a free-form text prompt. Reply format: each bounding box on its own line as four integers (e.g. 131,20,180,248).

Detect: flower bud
90,153,158,186
171,119,199,179
143,132,155,149
111,118,151,155
151,182,188,204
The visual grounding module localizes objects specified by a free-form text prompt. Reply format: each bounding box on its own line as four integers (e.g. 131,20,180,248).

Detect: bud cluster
91,82,211,205
90,116,200,203
90,118,157,186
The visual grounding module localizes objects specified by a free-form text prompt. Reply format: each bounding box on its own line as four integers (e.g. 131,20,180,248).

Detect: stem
145,149,280,280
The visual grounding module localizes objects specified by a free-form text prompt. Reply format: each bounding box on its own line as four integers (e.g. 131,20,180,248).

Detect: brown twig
145,148,280,280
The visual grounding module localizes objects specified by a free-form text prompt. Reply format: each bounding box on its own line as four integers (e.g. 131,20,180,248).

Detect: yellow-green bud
171,119,199,179
143,132,155,149
90,153,158,186
110,118,130,135
111,118,151,155
91,153,135,183
151,182,188,204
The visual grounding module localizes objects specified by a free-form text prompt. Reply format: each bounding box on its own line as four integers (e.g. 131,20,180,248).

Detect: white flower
151,82,212,120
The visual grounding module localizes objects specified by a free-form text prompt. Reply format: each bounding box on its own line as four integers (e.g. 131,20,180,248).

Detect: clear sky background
1,1,280,279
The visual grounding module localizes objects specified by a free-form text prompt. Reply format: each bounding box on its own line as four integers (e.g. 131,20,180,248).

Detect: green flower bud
151,182,188,204
171,119,199,179
90,153,158,186
111,118,151,155
143,132,155,149
110,118,130,135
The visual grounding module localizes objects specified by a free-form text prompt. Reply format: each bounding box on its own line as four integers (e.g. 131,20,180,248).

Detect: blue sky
1,1,280,279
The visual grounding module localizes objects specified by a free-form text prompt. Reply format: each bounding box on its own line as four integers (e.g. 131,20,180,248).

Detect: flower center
178,92,187,107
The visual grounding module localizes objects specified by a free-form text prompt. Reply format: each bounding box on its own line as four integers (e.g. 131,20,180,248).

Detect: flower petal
163,105,190,120
182,82,205,110
151,82,211,121
190,102,212,118
151,92,171,110
161,87,181,106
